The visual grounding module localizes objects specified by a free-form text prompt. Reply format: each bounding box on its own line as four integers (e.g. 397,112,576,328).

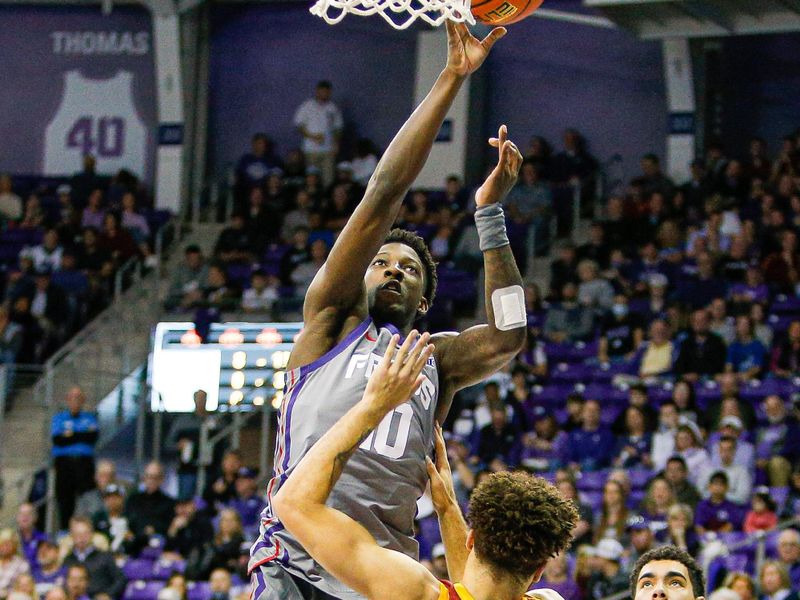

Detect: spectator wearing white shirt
651,401,679,470
242,270,278,313
351,138,378,186
699,436,752,505
20,229,63,274
293,81,343,186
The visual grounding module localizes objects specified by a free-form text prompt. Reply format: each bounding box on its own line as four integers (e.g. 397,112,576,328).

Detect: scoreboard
149,321,302,413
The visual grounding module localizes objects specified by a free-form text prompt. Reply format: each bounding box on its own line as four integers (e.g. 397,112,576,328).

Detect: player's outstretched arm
302,22,506,323
427,423,469,582
433,125,526,421
273,332,441,600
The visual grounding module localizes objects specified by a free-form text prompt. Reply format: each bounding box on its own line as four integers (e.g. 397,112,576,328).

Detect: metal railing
0,216,177,525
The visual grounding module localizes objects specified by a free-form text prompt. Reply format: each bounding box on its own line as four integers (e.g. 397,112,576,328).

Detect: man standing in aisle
293,81,343,187
51,387,98,529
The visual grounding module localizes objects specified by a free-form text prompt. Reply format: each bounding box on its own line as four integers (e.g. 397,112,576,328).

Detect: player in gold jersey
271,331,578,600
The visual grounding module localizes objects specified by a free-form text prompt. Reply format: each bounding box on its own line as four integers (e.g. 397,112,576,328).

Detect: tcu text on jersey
44,70,146,177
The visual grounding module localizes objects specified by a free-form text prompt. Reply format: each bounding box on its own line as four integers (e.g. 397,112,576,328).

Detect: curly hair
629,545,705,599
467,471,578,582
384,228,437,307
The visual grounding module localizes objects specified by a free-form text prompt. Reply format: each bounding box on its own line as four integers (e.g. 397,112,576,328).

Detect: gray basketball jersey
249,317,440,598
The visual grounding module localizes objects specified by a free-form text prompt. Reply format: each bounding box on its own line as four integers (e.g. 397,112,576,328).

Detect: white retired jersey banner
44,71,147,177
0,6,155,181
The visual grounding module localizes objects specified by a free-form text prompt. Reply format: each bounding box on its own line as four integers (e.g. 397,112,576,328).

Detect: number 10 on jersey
359,404,413,459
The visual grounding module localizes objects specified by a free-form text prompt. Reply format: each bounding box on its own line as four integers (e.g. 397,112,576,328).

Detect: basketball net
310,0,476,30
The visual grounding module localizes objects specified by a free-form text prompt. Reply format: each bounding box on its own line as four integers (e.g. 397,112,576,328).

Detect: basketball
471,0,544,25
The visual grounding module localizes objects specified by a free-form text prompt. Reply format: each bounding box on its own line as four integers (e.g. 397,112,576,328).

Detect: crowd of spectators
0,157,169,377
5,84,800,600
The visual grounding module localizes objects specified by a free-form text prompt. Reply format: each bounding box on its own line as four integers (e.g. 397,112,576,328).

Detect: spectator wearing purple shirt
226,468,263,536
729,266,769,305
15,503,46,567
530,554,582,600
520,414,567,471
33,540,66,599
613,406,653,468
120,193,150,244
694,471,743,535
81,190,105,230
567,399,616,471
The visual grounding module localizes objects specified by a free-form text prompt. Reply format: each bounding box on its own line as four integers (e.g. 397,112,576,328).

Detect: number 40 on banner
67,116,126,158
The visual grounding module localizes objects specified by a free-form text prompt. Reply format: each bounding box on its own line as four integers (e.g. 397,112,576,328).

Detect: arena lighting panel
149,322,303,413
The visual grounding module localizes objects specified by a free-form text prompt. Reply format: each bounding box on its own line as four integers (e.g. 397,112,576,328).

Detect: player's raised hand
426,422,459,515
364,331,434,414
444,20,506,77
475,124,523,207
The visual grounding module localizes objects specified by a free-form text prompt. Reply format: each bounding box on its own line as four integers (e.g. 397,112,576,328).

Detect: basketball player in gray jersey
251,20,527,599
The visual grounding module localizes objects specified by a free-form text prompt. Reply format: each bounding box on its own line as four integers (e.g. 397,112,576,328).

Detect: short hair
68,516,93,532
709,471,729,486
384,228,437,307
317,80,332,89
67,564,89,578
629,546,705,599
468,471,578,582
666,455,688,470
185,244,201,255
642,153,660,164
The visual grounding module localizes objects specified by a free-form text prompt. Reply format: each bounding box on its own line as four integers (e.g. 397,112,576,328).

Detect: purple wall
0,5,156,181
208,3,666,182
719,34,800,157
208,4,418,174
484,5,667,179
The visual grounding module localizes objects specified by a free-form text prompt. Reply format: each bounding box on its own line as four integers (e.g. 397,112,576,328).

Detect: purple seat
769,486,789,515
122,559,155,580
124,581,164,600
544,341,598,364
140,536,166,560
187,582,211,600
151,558,185,580
768,314,795,334
263,244,289,262
581,491,603,512
765,529,782,558
628,490,646,509
551,363,593,384
771,295,800,315
529,384,573,406
576,470,609,491
584,383,628,404
226,264,253,288
629,469,654,490
740,378,793,403
600,405,621,425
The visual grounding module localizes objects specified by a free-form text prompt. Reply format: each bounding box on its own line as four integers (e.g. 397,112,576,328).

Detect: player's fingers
488,137,499,147
481,27,507,51
380,334,400,370
425,456,439,482
410,343,434,380
393,330,418,369
433,422,447,465
407,333,431,370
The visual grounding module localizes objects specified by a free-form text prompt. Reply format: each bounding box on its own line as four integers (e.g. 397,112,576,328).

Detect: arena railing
0,216,177,526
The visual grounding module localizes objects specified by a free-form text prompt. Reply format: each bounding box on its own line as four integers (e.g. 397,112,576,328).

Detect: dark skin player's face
364,243,428,330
